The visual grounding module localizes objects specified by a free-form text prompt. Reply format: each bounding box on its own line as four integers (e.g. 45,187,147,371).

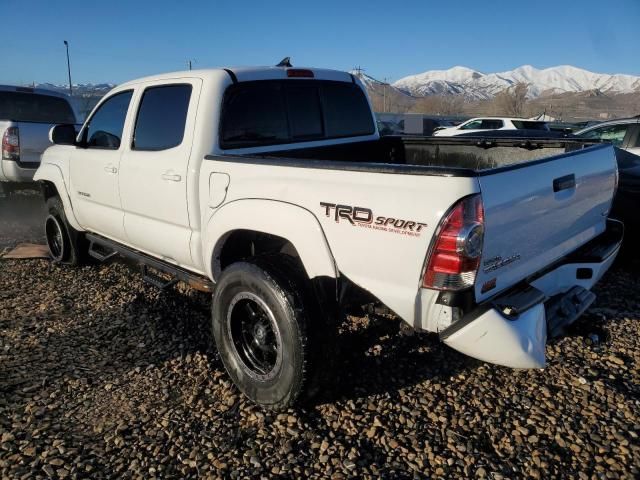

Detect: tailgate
475,144,617,302
16,122,54,165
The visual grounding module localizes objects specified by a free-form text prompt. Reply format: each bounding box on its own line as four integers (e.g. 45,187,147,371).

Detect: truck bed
254,136,600,172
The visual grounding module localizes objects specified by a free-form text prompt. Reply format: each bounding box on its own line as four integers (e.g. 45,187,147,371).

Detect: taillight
423,194,484,291
2,127,20,161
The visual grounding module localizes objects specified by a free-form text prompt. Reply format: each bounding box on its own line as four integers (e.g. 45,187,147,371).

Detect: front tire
45,196,82,266
211,256,312,409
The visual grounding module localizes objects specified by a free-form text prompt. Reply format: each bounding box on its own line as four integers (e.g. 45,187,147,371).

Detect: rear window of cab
219,80,375,149
0,91,75,124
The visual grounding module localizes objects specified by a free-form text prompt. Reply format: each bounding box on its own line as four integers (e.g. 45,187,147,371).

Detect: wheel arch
204,199,338,282
34,163,83,231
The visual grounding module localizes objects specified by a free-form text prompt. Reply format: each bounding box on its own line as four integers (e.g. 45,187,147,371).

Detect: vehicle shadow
306,311,473,407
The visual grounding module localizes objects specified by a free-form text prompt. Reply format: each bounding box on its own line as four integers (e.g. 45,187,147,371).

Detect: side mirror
49,124,77,145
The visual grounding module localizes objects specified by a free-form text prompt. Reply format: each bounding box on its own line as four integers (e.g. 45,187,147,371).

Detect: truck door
118,80,200,268
69,90,134,240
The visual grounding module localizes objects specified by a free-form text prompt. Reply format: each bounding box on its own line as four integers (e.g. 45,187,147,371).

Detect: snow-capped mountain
393,65,640,100
33,82,115,96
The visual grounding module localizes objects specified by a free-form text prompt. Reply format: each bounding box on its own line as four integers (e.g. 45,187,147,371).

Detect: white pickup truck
35,63,622,409
0,85,77,194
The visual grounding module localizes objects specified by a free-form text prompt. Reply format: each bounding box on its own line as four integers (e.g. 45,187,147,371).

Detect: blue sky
2,0,639,86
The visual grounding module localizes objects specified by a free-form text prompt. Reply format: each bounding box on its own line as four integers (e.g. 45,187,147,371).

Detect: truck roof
117,66,355,88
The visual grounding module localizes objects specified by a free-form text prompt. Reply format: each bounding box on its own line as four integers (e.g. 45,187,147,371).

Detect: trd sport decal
320,202,427,237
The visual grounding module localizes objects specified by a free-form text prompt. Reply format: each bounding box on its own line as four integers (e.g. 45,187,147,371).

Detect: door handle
162,173,182,182
553,174,575,192
104,165,117,174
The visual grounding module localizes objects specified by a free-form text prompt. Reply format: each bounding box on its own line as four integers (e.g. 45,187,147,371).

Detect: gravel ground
1,192,639,479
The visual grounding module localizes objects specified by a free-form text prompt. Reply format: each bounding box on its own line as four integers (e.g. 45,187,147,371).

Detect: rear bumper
0,159,38,183
439,219,623,369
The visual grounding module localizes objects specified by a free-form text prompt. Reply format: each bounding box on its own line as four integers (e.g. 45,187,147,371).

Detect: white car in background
433,117,549,136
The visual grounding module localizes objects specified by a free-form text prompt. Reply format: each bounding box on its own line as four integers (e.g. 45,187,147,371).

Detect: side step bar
86,233,214,293
88,242,118,262
141,264,179,290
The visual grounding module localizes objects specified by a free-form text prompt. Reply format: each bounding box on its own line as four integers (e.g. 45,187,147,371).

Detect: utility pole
63,40,72,96
383,77,389,113
188,60,192,71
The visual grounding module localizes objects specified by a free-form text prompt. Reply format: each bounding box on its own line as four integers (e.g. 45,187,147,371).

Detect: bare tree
407,95,465,115
492,82,529,117
439,95,465,115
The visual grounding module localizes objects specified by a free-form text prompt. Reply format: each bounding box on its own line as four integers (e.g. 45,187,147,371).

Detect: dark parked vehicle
457,129,568,139
575,118,640,245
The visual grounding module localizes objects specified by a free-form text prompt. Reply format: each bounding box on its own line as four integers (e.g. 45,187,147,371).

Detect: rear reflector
286,69,314,78
2,126,20,161
423,194,484,291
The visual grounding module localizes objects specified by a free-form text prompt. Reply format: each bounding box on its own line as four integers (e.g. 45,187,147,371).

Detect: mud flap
442,303,547,369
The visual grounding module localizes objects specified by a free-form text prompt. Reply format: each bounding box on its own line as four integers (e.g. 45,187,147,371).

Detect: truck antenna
276,57,292,67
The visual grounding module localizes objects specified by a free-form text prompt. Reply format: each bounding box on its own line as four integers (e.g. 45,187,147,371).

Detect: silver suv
0,85,77,194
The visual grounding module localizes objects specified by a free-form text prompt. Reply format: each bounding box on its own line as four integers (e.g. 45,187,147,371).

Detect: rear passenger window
84,90,133,149
133,84,192,151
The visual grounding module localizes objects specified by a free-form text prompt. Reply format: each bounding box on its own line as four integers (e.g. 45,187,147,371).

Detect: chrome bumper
0,159,37,183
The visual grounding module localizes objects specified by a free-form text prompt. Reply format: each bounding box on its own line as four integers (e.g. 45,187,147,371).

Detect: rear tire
211,255,313,410
45,196,83,266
